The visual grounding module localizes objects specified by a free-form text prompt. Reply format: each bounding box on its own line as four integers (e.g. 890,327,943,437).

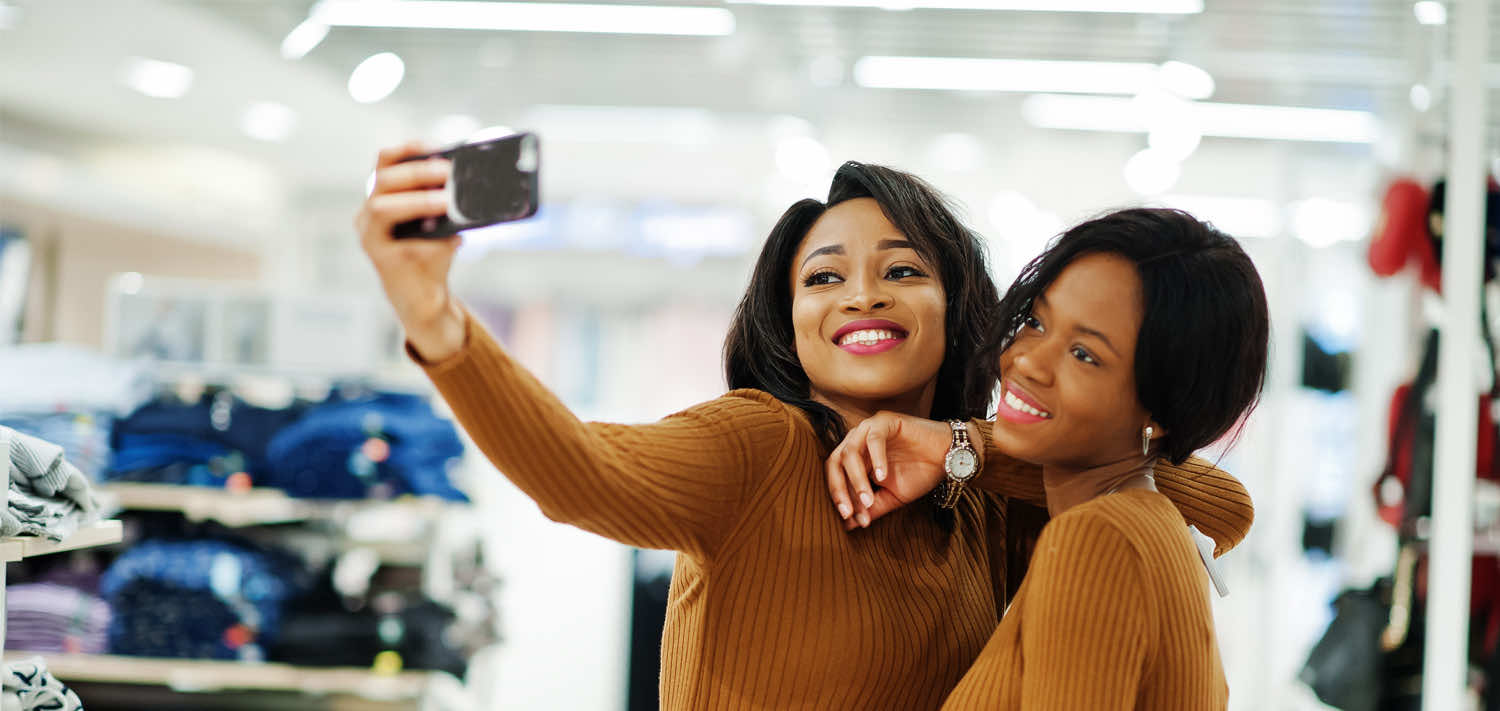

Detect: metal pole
1423,0,1490,707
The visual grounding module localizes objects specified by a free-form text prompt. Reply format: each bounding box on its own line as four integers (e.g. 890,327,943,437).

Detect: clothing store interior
0,0,1497,709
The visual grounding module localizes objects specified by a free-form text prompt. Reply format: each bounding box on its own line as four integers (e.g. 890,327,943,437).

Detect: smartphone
392,131,540,239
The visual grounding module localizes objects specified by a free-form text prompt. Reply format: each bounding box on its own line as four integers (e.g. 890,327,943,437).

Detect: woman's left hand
826,412,954,530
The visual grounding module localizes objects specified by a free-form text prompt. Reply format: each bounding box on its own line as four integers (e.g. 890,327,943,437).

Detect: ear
1146,418,1168,441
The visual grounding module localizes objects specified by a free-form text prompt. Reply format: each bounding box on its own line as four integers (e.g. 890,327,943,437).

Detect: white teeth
1004,389,1051,419
838,329,901,346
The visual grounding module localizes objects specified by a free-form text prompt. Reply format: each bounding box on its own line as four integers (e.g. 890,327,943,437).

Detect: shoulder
1037,492,1188,568
662,389,816,447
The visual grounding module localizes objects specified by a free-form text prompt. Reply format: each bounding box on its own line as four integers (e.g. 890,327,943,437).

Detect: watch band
935,420,974,510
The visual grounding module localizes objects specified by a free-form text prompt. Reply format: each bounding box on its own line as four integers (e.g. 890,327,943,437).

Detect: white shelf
3,652,441,700
99,483,459,528
0,520,123,562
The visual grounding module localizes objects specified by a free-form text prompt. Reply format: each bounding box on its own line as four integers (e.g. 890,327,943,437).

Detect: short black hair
724,161,1000,449
981,207,1269,464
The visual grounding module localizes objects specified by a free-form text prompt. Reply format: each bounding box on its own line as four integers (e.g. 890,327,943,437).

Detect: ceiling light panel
310,0,736,36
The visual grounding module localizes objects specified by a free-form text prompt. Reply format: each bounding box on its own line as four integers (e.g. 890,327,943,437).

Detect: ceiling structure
0,0,1492,257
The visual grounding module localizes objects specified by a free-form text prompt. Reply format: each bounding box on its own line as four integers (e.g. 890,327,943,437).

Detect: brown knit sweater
416,312,1253,710
943,489,1229,710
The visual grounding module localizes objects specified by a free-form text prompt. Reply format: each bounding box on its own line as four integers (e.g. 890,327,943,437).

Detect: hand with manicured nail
824,411,963,530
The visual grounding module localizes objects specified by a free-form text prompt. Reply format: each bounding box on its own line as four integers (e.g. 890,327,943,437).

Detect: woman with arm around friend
830,208,1270,710
358,141,1254,709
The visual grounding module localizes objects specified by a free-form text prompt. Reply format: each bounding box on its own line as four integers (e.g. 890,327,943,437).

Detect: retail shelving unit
0,652,457,711
9,484,487,710
0,520,125,657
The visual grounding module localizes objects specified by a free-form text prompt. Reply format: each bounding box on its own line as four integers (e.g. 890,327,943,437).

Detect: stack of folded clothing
2,657,84,711
268,565,471,676
106,390,307,487
0,414,111,484
0,426,98,541
100,538,309,661
265,391,466,501
5,583,110,655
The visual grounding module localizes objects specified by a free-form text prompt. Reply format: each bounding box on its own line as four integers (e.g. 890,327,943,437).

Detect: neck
812,383,937,432
1042,452,1157,517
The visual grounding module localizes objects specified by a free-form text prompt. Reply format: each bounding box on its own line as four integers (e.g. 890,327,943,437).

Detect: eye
1070,345,1099,366
803,270,843,287
1023,315,1044,332
886,265,927,280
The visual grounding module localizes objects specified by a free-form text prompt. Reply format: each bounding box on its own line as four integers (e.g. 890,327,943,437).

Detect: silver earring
1142,426,1153,456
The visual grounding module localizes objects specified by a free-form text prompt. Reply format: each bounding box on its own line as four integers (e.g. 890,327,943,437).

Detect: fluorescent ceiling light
241,102,298,142
310,0,735,36
854,56,1213,98
121,57,194,99
728,0,1200,12
1413,0,1447,25
281,19,330,59
1021,94,1380,143
348,52,405,104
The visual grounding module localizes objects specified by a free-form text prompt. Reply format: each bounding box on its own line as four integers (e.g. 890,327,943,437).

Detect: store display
0,427,97,541
2,657,83,711
264,391,466,501
0,415,111,484
109,390,307,483
99,538,309,661
4,583,110,655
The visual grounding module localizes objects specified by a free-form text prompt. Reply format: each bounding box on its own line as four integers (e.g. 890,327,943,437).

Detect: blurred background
0,0,1492,709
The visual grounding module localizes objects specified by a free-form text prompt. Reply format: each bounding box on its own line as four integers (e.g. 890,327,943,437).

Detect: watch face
946,448,978,480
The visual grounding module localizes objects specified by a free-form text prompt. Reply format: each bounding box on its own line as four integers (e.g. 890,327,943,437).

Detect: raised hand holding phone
355,141,467,363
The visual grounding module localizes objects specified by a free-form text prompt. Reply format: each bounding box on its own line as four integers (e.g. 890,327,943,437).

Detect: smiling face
790,198,948,419
992,252,1159,469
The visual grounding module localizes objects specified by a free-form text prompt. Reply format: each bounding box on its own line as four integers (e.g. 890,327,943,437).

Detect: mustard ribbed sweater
416,313,1252,710
943,489,1229,710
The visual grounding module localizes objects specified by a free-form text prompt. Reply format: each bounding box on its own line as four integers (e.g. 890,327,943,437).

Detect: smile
832,320,909,355
837,329,901,346
997,382,1053,423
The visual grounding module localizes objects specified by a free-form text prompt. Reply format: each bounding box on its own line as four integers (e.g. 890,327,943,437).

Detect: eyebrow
800,239,918,268
1035,294,1121,357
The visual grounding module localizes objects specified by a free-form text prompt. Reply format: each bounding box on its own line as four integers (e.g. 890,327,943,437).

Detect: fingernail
874,468,886,482
857,513,870,527
860,492,873,508
838,503,852,519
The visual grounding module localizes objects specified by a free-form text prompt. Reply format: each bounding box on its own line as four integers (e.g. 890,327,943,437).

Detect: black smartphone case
392,133,540,239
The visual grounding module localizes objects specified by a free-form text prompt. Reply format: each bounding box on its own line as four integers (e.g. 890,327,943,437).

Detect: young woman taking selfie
357,144,1253,709
829,208,1269,710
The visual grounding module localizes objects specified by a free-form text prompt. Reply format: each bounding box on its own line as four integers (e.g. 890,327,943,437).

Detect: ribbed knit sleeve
413,310,792,559
967,422,1253,557
1018,513,1154,710
1152,456,1254,558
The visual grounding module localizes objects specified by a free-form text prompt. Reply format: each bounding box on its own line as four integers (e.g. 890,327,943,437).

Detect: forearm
1152,456,1255,557
968,420,1047,506
414,310,770,555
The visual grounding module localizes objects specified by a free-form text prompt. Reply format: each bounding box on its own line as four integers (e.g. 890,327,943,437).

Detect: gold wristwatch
935,420,979,509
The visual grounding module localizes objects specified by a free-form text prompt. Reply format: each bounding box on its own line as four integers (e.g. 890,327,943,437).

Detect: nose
1008,339,1055,388
839,272,892,313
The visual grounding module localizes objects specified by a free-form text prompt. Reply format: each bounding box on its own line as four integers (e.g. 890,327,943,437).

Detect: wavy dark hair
980,207,1270,464
724,161,1000,449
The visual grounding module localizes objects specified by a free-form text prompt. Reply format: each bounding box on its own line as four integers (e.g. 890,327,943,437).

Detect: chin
990,422,1049,465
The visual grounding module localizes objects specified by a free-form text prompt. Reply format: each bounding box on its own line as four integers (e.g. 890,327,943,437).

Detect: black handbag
1300,583,1389,711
